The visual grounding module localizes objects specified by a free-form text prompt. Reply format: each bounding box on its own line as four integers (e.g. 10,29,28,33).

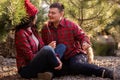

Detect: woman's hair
15,16,35,32
50,2,64,12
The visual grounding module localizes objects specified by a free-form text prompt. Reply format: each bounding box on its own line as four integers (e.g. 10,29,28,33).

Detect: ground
0,56,120,80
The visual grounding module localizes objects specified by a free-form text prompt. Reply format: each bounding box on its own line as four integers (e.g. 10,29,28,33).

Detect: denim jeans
69,53,113,78
55,44,66,59
53,53,113,79
19,46,60,79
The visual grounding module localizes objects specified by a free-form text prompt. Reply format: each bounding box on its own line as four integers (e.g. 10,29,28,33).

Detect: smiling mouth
49,17,53,19
49,18,54,20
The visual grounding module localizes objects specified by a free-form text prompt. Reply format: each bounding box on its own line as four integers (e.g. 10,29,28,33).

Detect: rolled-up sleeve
73,24,91,45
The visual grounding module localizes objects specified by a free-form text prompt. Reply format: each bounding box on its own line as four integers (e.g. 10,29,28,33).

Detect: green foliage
0,0,26,41
31,0,48,30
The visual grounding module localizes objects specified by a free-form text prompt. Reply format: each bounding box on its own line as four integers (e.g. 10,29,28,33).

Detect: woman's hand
54,57,62,70
48,41,56,49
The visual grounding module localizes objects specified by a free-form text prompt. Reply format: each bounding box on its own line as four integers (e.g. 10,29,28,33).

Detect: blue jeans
19,46,59,79
53,53,113,79
69,53,113,78
55,44,66,59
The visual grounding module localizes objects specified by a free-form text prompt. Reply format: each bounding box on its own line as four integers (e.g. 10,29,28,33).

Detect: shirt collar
25,27,32,35
48,18,66,28
59,18,66,27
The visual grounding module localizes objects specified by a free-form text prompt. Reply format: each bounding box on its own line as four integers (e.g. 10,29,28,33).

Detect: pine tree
0,0,26,41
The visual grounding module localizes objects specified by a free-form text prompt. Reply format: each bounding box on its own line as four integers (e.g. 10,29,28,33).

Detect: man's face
48,8,63,23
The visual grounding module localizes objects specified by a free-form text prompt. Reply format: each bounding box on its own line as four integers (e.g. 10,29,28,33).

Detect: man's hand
82,42,90,51
82,42,94,64
87,47,94,64
54,57,62,70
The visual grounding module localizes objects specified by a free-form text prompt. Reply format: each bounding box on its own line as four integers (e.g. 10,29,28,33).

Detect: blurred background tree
61,0,119,36
0,0,26,41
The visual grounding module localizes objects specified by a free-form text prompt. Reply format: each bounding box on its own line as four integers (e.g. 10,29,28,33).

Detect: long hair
15,16,36,32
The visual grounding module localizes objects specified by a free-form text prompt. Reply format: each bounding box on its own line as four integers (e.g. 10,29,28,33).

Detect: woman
15,0,65,79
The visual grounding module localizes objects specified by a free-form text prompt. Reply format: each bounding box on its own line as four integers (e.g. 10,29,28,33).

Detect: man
41,2,117,80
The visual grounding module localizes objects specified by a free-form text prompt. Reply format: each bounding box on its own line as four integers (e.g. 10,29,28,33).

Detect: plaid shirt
15,27,44,70
41,18,90,60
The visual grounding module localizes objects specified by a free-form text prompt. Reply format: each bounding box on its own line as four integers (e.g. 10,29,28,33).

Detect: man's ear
61,11,64,17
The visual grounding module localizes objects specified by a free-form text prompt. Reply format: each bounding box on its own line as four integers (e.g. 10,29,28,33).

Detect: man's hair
50,2,64,12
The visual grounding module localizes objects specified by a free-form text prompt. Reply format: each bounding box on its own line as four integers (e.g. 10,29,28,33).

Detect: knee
41,46,55,55
57,44,66,50
58,44,66,48
42,46,53,51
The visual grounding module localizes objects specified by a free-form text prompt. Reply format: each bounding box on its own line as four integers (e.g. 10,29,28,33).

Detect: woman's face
33,15,37,25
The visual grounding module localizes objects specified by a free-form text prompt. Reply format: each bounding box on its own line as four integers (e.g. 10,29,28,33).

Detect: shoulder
16,29,25,35
63,18,79,28
17,28,28,33
15,29,28,38
42,21,49,29
41,21,53,32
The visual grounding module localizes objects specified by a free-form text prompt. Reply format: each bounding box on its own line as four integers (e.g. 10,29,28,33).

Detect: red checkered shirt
15,27,44,70
41,18,90,60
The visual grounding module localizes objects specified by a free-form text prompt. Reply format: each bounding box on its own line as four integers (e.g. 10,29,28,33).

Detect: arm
15,30,35,61
73,24,91,46
87,47,94,64
41,25,50,45
48,41,63,70
54,56,62,70
73,23,94,63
